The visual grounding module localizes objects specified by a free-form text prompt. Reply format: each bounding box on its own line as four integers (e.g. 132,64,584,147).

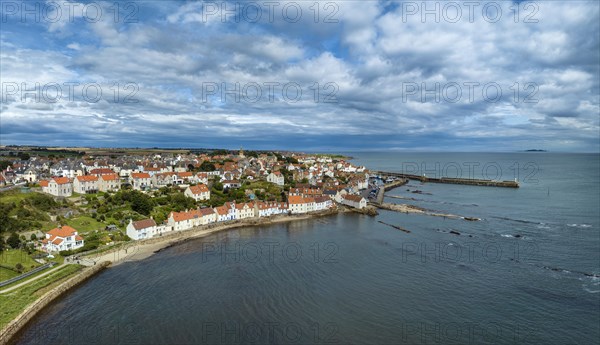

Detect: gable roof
132,218,157,230
188,184,209,194
47,225,78,238
76,175,99,182
131,172,151,179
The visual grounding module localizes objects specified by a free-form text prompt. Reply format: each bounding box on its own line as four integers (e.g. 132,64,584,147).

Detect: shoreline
0,208,349,345
87,208,348,267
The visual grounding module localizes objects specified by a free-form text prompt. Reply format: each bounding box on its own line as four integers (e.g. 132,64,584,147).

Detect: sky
0,0,599,152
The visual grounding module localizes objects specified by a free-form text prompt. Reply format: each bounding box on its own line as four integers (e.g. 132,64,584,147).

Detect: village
0,148,370,254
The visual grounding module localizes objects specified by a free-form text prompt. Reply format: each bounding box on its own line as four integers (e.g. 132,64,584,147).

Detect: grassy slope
0,264,83,326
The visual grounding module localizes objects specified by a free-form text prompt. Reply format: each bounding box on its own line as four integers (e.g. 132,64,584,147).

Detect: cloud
0,0,598,152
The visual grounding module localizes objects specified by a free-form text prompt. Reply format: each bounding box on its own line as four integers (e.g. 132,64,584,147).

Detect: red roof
188,184,209,194
132,218,156,230
76,175,98,182
131,172,150,179
47,225,78,238
100,173,119,181
40,180,49,187
90,168,114,175
53,177,70,185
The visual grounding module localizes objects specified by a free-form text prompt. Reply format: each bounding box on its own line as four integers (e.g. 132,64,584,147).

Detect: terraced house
73,175,99,194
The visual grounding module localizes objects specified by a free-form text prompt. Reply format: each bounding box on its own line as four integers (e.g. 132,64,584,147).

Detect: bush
15,263,24,273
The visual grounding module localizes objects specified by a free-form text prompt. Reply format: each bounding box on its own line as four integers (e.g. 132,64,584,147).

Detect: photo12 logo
174,1,339,24
398,161,539,183
201,82,338,104
399,1,539,23
200,321,339,344
401,82,539,104
1,82,139,104
199,241,339,264
1,1,139,24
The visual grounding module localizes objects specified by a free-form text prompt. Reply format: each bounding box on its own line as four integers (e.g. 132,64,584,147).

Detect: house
288,195,315,214
23,168,37,182
152,172,177,187
73,175,99,194
184,184,210,201
89,168,115,176
99,173,120,192
130,172,151,190
340,194,367,209
222,180,241,189
126,218,157,240
215,202,236,221
314,196,333,211
255,201,280,217
167,210,195,231
41,225,84,252
41,177,72,197
235,202,255,219
266,171,285,186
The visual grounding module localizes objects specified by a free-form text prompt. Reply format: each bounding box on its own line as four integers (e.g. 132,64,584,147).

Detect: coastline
87,207,347,267
0,208,349,345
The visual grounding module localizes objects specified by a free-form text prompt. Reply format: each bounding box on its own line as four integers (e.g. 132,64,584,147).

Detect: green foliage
213,181,223,191
7,232,21,249
0,161,11,170
199,161,216,171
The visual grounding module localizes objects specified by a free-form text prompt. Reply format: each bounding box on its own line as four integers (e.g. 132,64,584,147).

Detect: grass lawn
0,190,31,204
0,267,18,281
0,264,83,326
65,215,105,234
0,249,41,272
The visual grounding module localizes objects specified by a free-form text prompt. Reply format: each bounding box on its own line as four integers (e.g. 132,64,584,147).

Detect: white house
288,195,315,214
130,172,151,190
314,196,333,211
73,175,99,194
266,171,285,186
235,202,255,219
40,177,72,197
215,202,236,221
340,194,367,209
184,184,210,201
41,225,84,252
99,173,120,192
126,218,157,240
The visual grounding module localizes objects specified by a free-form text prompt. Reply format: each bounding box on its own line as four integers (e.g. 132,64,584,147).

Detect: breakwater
373,171,519,188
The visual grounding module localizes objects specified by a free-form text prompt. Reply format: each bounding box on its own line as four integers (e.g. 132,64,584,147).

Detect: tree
0,161,11,170
187,163,195,171
30,233,37,241
18,152,30,161
15,263,24,273
0,238,4,251
7,232,21,249
199,161,216,172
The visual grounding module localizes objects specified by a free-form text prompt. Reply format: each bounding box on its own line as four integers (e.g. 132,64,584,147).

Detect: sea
11,152,600,345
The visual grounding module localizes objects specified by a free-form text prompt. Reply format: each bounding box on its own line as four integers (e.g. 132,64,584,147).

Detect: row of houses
39,173,211,199
126,196,337,240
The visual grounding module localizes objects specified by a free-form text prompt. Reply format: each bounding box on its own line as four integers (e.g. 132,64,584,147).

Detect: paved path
0,264,64,294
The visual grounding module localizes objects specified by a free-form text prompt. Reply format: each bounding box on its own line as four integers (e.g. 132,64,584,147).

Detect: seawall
0,262,110,345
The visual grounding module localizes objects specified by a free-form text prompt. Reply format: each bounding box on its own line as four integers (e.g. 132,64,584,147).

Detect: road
0,264,64,294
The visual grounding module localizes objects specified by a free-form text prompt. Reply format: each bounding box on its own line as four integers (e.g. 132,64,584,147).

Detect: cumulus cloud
0,0,598,152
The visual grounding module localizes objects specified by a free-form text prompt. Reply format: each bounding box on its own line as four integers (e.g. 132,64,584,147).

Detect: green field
0,264,83,325
0,267,18,281
0,249,42,272
65,216,106,233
